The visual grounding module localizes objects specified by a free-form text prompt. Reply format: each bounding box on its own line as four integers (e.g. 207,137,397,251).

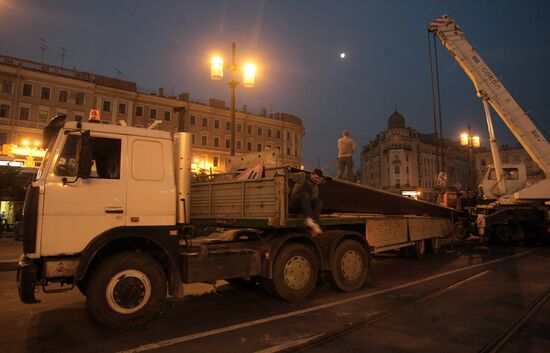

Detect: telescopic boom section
428,14,550,179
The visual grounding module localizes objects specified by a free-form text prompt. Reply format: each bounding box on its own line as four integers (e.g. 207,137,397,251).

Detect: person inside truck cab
289,168,328,235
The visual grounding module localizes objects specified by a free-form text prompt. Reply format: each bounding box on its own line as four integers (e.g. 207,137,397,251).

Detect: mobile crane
429,14,550,243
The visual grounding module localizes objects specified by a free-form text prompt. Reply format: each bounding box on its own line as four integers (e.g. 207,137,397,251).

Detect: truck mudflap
16,256,40,304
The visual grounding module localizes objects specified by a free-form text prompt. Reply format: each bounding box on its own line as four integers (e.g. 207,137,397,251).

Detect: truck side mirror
78,131,92,179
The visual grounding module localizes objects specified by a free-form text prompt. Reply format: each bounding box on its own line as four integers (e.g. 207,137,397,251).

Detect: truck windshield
34,136,56,181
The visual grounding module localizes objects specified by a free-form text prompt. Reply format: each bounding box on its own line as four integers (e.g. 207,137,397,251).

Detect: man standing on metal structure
337,131,356,181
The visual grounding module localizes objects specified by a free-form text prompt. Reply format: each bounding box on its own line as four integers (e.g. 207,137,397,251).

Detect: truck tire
426,237,440,254
329,240,368,292
86,252,166,328
271,243,318,301
409,240,426,259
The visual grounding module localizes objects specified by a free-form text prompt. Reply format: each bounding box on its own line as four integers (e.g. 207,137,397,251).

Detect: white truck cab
480,164,527,200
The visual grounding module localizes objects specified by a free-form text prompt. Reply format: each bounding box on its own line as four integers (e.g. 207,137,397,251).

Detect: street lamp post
460,125,480,191
210,43,256,156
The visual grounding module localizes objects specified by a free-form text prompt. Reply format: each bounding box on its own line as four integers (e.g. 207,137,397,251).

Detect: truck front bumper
16,256,40,304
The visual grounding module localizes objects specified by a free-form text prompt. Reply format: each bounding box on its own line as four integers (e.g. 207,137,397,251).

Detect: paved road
1,243,548,353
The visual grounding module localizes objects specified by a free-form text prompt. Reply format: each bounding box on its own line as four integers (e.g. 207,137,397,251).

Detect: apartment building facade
0,54,304,171
360,111,471,201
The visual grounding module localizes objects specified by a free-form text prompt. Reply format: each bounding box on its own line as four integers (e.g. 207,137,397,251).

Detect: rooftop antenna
38,37,48,63
114,68,122,79
58,47,68,67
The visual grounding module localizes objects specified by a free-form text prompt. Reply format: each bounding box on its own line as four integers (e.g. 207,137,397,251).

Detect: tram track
260,270,493,353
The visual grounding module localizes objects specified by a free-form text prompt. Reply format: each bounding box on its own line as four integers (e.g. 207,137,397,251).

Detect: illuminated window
39,110,48,122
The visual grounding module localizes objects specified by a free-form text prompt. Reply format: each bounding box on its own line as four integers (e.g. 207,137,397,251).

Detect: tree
0,166,30,201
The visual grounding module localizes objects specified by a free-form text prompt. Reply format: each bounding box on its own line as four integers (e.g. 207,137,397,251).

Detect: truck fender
76,226,183,297
316,230,371,271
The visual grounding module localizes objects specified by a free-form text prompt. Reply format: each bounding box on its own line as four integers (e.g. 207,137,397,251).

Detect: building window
247,125,252,134
287,147,291,156
136,105,143,117
225,139,230,149
75,92,85,105
189,115,196,125
276,130,281,139
214,119,220,129
237,123,242,133
102,100,111,112
39,110,48,122
202,117,208,127
1,80,13,94
513,155,520,163
247,142,252,151
480,159,486,166
149,108,157,120
214,137,220,147
118,102,127,115
164,111,171,121
201,135,207,145
74,114,83,122
267,128,272,137
19,106,30,120
0,104,10,118
192,134,195,144
236,140,242,150
257,127,262,136
40,87,50,100
22,83,33,97
257,143,262,152
226,122,231,131
213,156,219,167
286,132,291,140
294,149,298,157
58,90,68,103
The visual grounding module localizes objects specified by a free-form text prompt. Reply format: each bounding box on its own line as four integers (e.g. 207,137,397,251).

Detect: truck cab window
90,137,121,179
55,135,79,177
54,135,121,179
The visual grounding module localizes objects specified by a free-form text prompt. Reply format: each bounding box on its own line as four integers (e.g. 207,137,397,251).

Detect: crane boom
428,15,550,199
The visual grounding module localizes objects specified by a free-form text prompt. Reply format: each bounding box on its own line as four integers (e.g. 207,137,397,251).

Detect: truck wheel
426,237,440,254
272,243,318,301
87,252,166,328
409,240,426,259
329,240,368,292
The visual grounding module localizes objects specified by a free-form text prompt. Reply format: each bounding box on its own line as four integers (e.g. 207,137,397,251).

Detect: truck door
41,132,127,255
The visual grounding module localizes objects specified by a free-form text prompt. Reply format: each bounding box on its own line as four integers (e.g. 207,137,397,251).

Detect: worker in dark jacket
289,168,327,234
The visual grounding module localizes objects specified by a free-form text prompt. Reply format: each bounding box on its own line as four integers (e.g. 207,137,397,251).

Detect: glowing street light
210,42,257,156
460,125,481,190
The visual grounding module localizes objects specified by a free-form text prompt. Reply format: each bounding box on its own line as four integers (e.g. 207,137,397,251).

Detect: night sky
1,0,549,172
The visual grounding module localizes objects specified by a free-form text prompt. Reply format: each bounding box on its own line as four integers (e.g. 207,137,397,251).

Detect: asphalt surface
1,241,549,353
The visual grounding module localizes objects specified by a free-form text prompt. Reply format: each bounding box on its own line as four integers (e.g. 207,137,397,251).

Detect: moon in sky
340,52,346,59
